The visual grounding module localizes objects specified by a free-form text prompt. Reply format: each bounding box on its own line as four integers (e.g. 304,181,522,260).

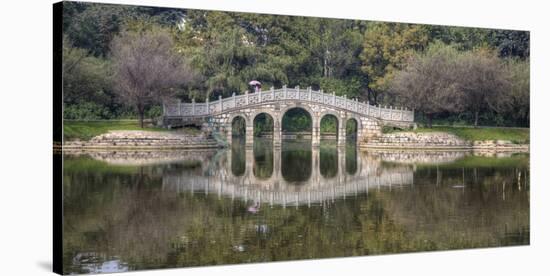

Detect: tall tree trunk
427,113,433,128
137,103,145,128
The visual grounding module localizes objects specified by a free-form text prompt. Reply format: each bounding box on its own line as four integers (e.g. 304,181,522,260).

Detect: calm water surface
62,138,530,274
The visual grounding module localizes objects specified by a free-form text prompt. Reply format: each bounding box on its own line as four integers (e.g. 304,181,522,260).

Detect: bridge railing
163,85,414,122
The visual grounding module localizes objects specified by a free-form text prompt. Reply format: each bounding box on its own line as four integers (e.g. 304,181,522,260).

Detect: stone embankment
362,132,529,151
63,130,221,150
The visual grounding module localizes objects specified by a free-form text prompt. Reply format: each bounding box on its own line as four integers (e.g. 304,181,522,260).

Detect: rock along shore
62,130,221,150
361,132,529,152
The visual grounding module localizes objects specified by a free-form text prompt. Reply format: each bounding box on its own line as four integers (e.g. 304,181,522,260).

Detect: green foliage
146,105,163,119
282,108,312,132
320,115,338,133
253,113,274,136
361,23,431,103
62,37,114,107
319,77,362,99
63,102,115,120
231,117,246,136
61,2,530,127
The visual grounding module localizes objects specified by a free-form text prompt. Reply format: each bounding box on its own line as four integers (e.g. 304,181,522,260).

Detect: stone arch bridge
163,85,415,147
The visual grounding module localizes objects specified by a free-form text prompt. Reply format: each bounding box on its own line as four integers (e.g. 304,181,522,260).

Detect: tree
66,3,138,57
361,23,430,104
505,58,530,126
390,42,463,127
456,49,511,126
111,28,196,127
488,30,530,59
62,37,117,119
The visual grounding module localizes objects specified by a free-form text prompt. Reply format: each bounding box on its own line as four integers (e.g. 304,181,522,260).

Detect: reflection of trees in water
382,165,530,249
345,142,357,175
253,138,273,179
281,140,312,183
231,138,246,176
320,143,338,178
62,154,529,273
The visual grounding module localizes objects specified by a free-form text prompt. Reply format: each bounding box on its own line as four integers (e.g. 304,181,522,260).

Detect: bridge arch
280,105,315,139
230,114,248,136
252,111,276,138
279,103,317,126
346,117,360,139
319,110,342,142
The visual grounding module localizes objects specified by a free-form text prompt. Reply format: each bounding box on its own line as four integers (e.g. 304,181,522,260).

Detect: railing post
400,107,404,121
332,92,336,105
355,98,358,112
206,98,209,114
295,85,300,98
245,90,249,105
178,100,182,116
378,105,382,118
343,94,347,108
232,92,236,108
219,95,223,111
367,101,370,115
308,86,312,101
283,85,287,99
389,106,392,120
192,98,195,115
271,86,275,100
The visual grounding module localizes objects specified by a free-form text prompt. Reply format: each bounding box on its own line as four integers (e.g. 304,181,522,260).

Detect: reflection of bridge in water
162,140,414,207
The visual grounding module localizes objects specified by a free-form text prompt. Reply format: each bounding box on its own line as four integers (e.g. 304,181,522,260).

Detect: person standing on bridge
249,80,261,93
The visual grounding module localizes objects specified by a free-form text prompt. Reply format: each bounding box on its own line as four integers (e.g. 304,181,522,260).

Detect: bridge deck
163,86,414,123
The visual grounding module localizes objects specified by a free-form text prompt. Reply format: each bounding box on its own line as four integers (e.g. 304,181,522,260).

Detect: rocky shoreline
61,130,529,152
361,132,529,151
62,130,221,150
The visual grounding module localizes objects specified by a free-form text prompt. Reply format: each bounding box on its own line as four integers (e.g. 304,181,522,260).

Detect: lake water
62,138,529,274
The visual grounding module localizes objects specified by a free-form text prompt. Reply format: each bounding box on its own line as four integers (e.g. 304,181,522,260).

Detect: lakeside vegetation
384,125,529,144
62,2,529,129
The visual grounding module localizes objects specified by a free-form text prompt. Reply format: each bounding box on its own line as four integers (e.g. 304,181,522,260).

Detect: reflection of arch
253,138,274,179
230,139,246,176
229,114,248,137
253,112,275,138
345,143,358,175
281,140,312,183
320,144,338,179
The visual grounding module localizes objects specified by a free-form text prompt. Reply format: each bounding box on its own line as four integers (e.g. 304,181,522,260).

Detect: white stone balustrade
163,86,414,122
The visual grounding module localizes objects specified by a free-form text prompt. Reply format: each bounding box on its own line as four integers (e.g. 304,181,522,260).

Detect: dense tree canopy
62,2,529,127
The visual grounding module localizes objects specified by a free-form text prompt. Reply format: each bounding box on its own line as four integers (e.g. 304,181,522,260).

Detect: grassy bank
416,154,530,169
385,126,530,144
63,120,172,141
